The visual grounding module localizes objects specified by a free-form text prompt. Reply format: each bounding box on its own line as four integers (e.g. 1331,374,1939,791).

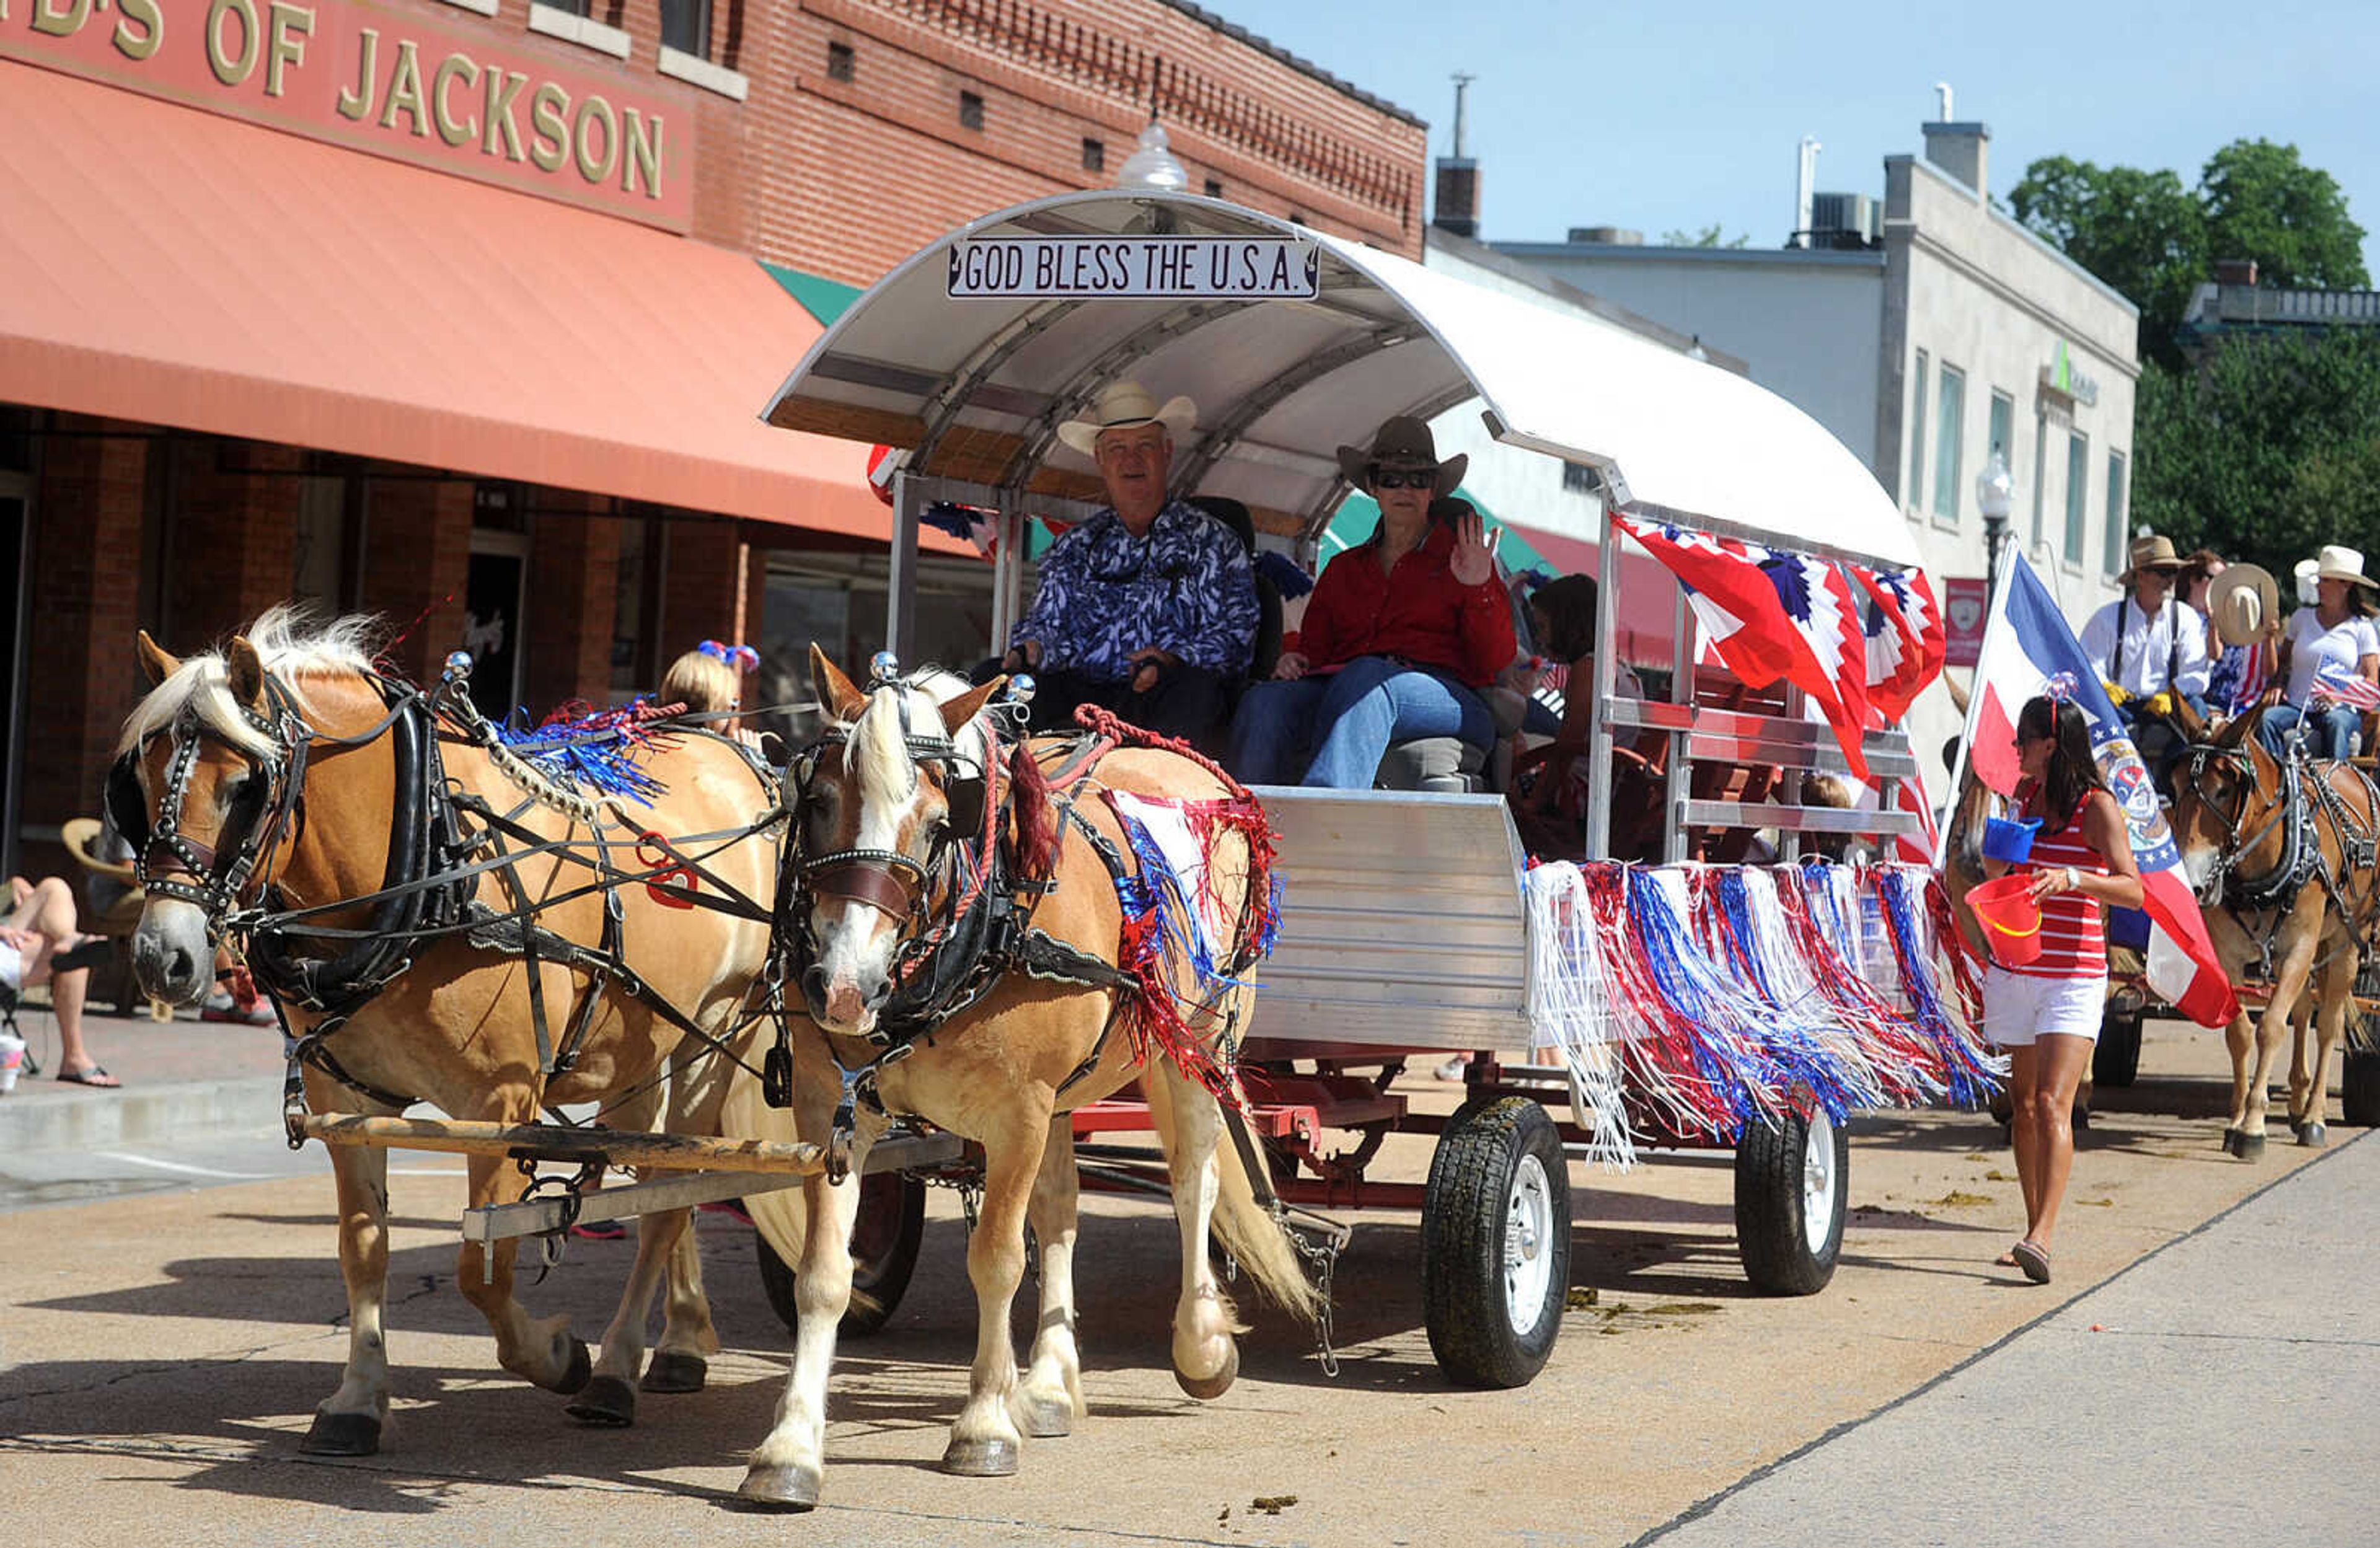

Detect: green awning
762,261,865,328
1321,486,1552,574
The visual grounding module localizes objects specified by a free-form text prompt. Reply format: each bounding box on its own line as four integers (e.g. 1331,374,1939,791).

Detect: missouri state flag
1959,556,2237,1028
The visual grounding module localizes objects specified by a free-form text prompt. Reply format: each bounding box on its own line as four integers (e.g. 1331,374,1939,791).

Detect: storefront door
464,532,529,723
0,488,26,879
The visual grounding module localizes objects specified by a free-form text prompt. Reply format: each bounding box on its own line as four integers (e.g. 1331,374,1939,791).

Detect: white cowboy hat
2206,563,2278,648
2295,556,2322,605
2312,543,2378,590
1054,381,1197,457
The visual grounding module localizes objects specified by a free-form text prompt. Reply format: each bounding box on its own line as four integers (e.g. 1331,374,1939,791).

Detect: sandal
2010,1239,2051,1284
57,1063,121,1089
1993,1247,2022,1269
53,936,113,975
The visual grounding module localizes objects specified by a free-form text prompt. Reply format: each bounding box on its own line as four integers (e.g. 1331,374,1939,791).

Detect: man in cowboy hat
1002,380,1258,740
2079,535,2211,758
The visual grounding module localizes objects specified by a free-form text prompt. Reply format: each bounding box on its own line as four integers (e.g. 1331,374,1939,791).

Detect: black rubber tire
1735,1107,1850,1296
754,1171,927,1339
1421,1096,1571,1389
2343,1049,2380,1128
2093,1005,2144,1088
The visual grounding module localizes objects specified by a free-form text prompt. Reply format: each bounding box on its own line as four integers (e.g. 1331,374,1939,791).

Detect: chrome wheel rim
1504,1153,1554,1337
1802,1109,1838,1257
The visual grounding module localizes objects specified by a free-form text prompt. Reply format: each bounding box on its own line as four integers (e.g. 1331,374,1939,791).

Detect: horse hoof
2296,1122,2327,1148
1018,1394,1074,1438
2219,1128,2241,1156
299,1409,382,1457
941,1435,1021,1477
2235,1131,2267,1161
736,1462,821,1511
641,1351,708,1394
548,1337,593,1396
565,1374,638,1428
1174,1341,1240,1401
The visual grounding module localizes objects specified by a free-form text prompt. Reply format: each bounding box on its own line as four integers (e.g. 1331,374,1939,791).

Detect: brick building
0,0,1426,880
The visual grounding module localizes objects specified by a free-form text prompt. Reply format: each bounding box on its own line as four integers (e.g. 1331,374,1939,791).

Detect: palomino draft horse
725,648,1320,1510
117,609,782,1452
2170,705,2380,1156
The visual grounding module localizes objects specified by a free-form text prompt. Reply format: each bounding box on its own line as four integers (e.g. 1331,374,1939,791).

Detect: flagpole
1933,526,2012,869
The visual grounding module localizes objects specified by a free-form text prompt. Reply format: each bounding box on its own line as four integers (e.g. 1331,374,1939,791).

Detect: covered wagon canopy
761,190,1918,572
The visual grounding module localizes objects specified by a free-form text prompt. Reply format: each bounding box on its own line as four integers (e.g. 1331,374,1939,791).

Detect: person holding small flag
2259,544,2380,761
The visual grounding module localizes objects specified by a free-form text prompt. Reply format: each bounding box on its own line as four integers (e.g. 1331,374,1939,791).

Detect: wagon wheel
2344,1049,2380,1128
1734,1102,1849,1296
754,1170,927,1339
1421,1096,1570,1387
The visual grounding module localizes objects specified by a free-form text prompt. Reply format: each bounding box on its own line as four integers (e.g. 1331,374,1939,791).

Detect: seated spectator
2,875,115,1086
662,640,767,752
1507,573,1644,854
2260,544,2379,761
2198,559,2282,723
2082,535,2209,776
999,382,1258,743
1228,417,1515,788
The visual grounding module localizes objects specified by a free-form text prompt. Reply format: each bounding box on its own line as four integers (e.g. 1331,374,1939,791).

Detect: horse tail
719,1067,811,1269
1140,1037,1327,1327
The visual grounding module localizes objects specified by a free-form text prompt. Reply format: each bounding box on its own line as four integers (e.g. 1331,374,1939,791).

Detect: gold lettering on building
335,26,378,121
112,0,164,61
265,2,312,99
621,108,662,200
205,0,260,87
572,92,616,185
431,53,479,148
527,81,568,174
30,0,91,40
377,38,427,137
483,69,527,162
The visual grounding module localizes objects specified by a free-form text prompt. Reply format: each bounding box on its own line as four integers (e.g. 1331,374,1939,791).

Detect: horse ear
225,636,267,713
809,643,868,724
2170,697,2205,745
937,678,1005,737
2218,705,2257,749
136,630,180,687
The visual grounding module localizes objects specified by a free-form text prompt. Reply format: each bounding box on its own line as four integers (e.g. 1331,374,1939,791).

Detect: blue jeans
2259,702,2361,761
1228,654,1494,789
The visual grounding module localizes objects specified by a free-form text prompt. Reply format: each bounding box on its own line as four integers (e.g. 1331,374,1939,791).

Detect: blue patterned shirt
1011,501,1258,682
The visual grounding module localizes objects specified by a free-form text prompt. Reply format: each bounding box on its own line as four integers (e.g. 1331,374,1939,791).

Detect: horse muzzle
803,962,889,1037
131,902,214,1006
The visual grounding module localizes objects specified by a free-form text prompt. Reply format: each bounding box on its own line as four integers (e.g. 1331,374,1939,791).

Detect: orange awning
0,62,930,545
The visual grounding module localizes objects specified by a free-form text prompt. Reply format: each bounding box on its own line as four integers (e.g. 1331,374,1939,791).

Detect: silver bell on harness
868,649,901,686
1007,672,1036,706
443,651,474,682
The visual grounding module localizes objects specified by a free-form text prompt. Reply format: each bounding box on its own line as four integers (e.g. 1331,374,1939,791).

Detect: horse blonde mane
116,605,388,760
843,669,994,811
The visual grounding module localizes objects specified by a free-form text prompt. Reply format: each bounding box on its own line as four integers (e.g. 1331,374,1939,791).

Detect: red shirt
2005,783,2110,981
1300,519,1518,688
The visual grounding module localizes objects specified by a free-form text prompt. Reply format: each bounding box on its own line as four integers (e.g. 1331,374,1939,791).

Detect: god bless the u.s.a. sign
947,237,1320,299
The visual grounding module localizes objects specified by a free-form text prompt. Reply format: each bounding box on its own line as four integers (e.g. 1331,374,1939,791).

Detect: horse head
791,646,1003,1037
2169,702,2276,896
114,609,388,1005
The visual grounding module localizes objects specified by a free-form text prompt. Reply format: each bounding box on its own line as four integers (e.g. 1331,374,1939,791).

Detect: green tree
2198,139,2369,292
1660,223,1750,248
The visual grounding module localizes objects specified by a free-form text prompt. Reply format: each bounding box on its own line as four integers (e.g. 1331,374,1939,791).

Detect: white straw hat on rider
2312,543,2378,591
2206,563,2278,648
1054,381,1197,457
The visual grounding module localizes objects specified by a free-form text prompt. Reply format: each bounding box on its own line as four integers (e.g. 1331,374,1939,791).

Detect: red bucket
1968,873,2043,967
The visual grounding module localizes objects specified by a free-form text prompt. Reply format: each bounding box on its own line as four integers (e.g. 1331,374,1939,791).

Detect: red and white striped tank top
2008,794,2109,980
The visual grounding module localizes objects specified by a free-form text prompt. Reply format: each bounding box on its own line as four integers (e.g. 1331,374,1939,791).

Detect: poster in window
463,550,526,721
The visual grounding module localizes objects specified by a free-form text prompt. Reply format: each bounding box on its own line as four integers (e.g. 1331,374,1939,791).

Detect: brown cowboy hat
1334,416,1468,498
2206,563,2279,649
2117,534,2185,584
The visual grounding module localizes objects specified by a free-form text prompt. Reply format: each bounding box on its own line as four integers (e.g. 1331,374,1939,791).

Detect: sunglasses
1370,468,1435,490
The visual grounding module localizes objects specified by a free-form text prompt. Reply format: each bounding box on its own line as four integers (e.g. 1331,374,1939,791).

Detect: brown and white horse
725,649,1319,1510
118,610,780,1453
2169,706,2378,1156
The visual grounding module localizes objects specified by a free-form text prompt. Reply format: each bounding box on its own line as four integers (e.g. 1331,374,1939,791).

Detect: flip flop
2011,1239,2051,1284
1993,1247,2022,1269
57,1064,121,1089
53,936,114,975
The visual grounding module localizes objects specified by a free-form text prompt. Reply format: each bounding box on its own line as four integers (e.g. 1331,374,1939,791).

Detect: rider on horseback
2081,535,2210,780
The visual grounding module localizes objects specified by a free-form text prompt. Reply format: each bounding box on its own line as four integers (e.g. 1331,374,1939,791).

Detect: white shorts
1981,967,2107,1047
0,941,19,993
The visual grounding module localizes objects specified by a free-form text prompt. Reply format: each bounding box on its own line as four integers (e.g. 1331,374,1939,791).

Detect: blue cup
1982,816,2043,864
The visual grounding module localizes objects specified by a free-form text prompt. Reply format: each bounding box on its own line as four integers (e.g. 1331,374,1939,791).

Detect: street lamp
1975,449,2014,579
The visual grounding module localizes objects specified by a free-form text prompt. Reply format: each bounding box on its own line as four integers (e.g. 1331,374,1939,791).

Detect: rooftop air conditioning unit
1808,192,1878,249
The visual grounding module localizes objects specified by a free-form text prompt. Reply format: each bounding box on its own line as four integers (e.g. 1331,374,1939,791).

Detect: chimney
2214,258,2259,287
1432,73,1480,239
1791,135,1822,248
1921,120,1990,197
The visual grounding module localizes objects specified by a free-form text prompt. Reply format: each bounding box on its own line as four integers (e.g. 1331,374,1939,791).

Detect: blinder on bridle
115,687,304,920
787,694,987,930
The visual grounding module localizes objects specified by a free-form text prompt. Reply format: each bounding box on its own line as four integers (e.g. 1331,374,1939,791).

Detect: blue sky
1219,0,2380,271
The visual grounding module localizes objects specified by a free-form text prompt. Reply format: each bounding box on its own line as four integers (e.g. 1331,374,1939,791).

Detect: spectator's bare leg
15,877,101,1080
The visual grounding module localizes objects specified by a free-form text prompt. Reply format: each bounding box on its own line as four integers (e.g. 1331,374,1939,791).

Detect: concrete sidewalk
0,1004,284,1154
1638,1125,2378,1546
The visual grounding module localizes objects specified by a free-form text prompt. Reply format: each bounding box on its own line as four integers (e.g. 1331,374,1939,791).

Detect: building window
1931,363,1965,523
1081,137,1104,173
542,0,589,13
1561,461,1598,495
958,90,985,131
2064,431,2090,565
1204,178,1224,199
1907,349,1929,512
659,0,708,57
1987,390,2014,475
826,41,855,82
2104,451,2130,575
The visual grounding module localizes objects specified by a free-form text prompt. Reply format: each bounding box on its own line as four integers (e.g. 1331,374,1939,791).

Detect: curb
0,1075,284,1154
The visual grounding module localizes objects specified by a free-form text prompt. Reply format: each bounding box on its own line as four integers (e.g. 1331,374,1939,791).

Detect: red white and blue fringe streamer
1525,860,2001,1168
489,699,679,806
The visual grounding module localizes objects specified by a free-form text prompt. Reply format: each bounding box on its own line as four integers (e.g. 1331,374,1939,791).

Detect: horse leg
2222,1006,2257,1148
300,1078,398,1456
565,1200,692,1428
2235,928,2320,1159
943,1109,1051,1477
455,1096,592,1397
741,1050,877,1511
1016,1113,1085,1439
1153,1062,1245,1401
642,1223,721,1392
2297,953,2355,1146
2287,985,2317,1130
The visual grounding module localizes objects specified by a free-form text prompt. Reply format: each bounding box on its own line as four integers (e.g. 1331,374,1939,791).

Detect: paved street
0,1008,2370,1546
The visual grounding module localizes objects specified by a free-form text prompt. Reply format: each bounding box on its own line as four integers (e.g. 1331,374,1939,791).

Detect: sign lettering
1,0,692,232
947,237,1321,300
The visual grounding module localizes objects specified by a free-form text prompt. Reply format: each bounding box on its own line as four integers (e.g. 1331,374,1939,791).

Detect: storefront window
661,0,710,58
1987,390,2014,485
0,407,32,476
610,512,650,696
2104,451,2129,575
1906,350,1928,511
2064,431,2090,566
1931,363,1965,523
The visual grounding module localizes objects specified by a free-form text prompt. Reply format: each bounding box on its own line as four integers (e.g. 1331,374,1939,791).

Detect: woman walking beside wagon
1982,693,2143,1285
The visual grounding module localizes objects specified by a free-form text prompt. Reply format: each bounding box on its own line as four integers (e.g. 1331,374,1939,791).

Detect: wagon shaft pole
296,1114,830,1174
